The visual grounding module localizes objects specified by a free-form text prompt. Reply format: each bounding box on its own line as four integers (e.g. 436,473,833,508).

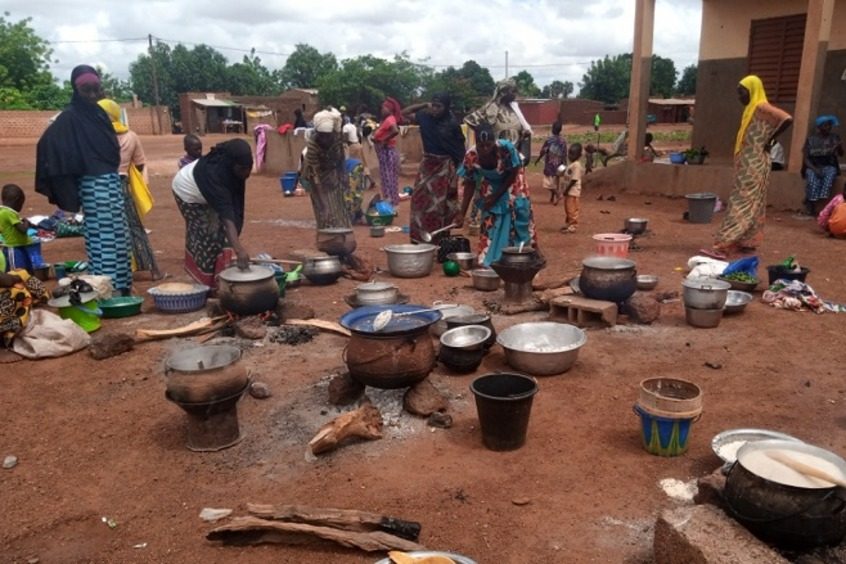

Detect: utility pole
148,33,163,135
505,50,509,79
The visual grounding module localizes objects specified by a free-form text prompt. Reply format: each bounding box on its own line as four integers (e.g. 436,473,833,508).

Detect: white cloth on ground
12,309,90,359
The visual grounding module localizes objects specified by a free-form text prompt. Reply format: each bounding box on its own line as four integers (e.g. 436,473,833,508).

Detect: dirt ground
1,131,845,564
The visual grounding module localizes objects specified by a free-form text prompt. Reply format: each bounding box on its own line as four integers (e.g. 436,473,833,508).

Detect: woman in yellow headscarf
98,99,164,280
702,75,792,259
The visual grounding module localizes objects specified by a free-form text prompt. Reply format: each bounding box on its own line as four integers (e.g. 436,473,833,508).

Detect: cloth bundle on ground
762,279,846,313
686,256,729,279
12,309,90,359
721,256,759,278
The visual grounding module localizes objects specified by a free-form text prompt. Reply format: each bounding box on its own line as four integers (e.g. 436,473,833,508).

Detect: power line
153,36,291,58
49,37,148,44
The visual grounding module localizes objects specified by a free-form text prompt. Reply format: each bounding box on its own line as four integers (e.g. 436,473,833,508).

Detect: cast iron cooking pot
303,255,343,285
579,256,637,302
164,344,248,403
725,439,846,550
316,227,357,256
217,265,279,316
499,246,538,265
339,305,442,388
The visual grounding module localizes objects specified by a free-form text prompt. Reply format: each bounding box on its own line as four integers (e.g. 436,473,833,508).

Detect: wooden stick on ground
309,402,383,455
135,316,228,342
207,516,424,552
246,504,421,541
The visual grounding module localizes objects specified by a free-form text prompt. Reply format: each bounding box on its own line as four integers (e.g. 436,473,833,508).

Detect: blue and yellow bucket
634,404,701,457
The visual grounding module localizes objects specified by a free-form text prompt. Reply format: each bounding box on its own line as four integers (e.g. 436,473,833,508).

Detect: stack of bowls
682,278,730,328
439,325,491,374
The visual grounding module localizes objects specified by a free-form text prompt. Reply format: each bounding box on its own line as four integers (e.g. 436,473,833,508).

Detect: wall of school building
0,106,172,138
693,0,846,163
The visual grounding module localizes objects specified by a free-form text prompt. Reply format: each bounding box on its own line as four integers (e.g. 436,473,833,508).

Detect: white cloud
8,0,702,93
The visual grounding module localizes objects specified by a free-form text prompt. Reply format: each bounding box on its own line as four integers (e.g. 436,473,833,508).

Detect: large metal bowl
383,244,437,278
447,252,478,271
497,321,586,376
471,268,500,291
724,290,753,313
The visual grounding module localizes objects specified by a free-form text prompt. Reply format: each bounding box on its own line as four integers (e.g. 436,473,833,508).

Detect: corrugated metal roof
192,98,239,107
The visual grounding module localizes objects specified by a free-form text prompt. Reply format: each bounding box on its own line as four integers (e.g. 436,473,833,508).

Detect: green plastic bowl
98,296,144,318
365,213,396,227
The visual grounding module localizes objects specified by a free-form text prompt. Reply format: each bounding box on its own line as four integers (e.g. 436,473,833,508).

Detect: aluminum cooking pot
316,227,357,256
682,277,731,310
383,244,437,278
354,281,399,306
303,255,343,285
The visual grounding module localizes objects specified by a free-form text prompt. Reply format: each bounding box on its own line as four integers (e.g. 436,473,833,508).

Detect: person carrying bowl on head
402,93,466,244
35,64,133,295
171,139,254,288
455,122,538,267
701,75,792,260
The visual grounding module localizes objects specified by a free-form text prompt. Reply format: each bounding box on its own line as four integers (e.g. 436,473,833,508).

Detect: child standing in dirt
0,184,46,272
560,144,584,233
534,121,567,204
178,134,203,169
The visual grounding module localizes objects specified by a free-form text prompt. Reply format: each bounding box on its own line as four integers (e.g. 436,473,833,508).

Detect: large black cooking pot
339,305,441,389
579,256,637,303
724,439,846,550
217,265,280,316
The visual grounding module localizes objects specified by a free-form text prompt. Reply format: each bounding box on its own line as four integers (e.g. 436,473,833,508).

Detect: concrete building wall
694,1,846,163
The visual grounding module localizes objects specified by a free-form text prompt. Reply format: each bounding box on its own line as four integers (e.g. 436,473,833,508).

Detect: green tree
676,64,697,96
281,44,337,89
317,54,430,114
541,80,574,99
423,60,495,114
225,50,281,96
651,55,677,98
98,67,134,102
513,70,541,97
0,13,54,92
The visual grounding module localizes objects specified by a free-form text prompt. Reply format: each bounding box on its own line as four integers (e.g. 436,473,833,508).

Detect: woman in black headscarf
402,93,466,243
170,139,254,287
35,65,132,293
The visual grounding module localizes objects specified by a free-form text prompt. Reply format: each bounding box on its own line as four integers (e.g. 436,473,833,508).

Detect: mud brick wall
0,107,172,138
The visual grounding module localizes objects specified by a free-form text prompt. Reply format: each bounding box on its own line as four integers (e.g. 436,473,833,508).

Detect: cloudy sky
9,0,702,94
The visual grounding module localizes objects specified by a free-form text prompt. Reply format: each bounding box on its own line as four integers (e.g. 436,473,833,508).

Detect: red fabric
829,203,846,237
277,123,294,135
383,97,403,124
373,116,398,148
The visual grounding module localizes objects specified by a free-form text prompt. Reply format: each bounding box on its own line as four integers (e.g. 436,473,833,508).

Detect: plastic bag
722,256,759,278
128,163,153,217
374,200,395,216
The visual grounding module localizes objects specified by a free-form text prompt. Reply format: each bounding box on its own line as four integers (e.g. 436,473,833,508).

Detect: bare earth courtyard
1,132,844,563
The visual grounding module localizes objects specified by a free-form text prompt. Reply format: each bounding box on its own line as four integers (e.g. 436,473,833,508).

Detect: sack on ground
12,309,90,359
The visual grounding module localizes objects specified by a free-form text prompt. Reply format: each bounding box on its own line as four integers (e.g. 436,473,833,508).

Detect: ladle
420,223,458,243
372,303,457,332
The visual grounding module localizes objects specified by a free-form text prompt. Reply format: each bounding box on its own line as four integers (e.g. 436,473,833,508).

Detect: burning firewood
308,402,383,455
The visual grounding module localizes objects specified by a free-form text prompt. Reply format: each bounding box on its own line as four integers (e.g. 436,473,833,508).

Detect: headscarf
735,75,768,155
313,108,342,133
97,99,128,133
492,78,517,103
816,115,840,129
34,64,119,212
192,139,253,234
419,92,466,164
383,97,403,124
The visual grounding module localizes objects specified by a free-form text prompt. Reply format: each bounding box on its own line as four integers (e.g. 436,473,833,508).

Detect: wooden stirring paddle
765,450,846,488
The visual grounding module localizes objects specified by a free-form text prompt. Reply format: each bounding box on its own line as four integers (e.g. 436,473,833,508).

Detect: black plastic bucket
470,373,538,451
766,265,810,287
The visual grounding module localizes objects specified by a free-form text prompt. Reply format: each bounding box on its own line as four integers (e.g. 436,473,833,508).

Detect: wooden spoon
765,450,846,488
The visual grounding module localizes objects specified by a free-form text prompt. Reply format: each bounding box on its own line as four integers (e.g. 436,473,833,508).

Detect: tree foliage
513,70,541,97
317,54,431,114
280,44,337,89
579,53,679,103
676,64,697,96
542,80,574,99
422,60,495,114
0,13,67,109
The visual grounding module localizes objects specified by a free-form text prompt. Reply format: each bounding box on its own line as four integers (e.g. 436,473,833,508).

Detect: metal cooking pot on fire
217,265,279,316
579,256,637,303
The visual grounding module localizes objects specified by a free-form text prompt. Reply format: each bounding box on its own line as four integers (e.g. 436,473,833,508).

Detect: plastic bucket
280,171,298,195
766,265,810,287
592,233,632,258
685,193,717,224
58,300,102,333
634,403,699,457
470,373,538,451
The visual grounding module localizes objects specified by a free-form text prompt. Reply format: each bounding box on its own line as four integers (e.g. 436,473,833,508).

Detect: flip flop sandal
698,248,728,260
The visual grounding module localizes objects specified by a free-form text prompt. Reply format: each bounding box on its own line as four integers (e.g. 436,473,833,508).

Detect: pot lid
318,227,353,235
218,265,274,282
736,439,846,489
711,428,803,464
582,256,636,270
339,304,441,335
47,291,100,308
682,277,731,291
356,282,397,292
